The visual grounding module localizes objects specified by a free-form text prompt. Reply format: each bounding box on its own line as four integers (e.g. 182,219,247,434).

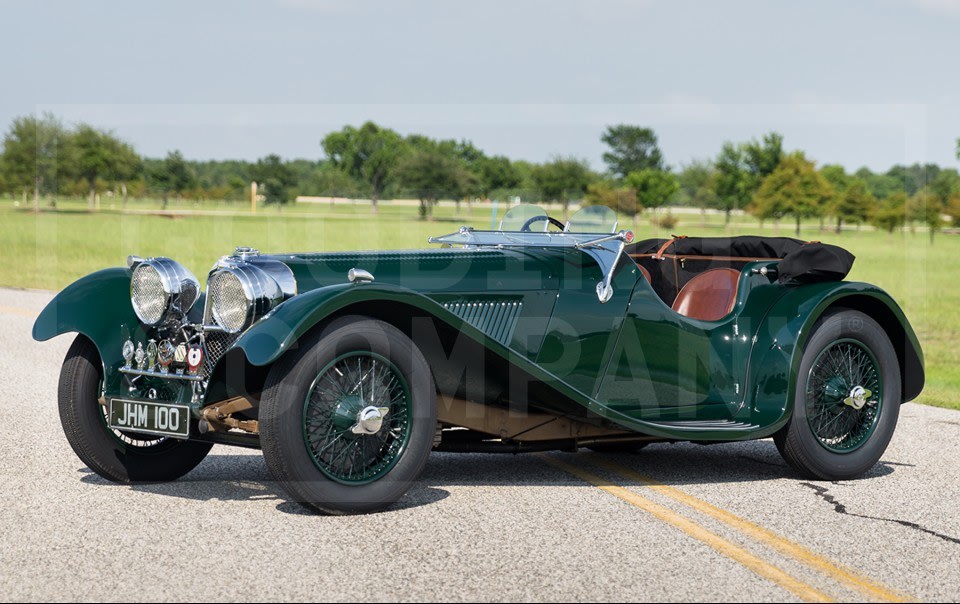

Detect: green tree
819,164,849,231
819,164,849,192
322,122,406,213
751,153,832,236
113,141,141,207
188,159,254,194
834,179,874,232
440,139,483,209
250,154,297,204
712,133,784,226
395,150,470,220
70,124,141,210
742,132,784,190
676,160,717,224
909,190,943,243
929,169,960,204
402,135,485,210
303,163,364,197
585,180,638,218
150,150,195,208
510,160,539,199
625,168,679,215
713,142,750,225
852,167,902,199
870,191,907,234
946,193,960,227
887,163,941,196
477,155,520,197
0,113,69,211
534,157,594,219
601,125,664,178
436,138,485,170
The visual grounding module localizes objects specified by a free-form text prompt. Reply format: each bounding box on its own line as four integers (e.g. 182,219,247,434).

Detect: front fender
743,281,924,437
33,267,139,352
33,267,134,344
33,267,136,391
234,282,473,366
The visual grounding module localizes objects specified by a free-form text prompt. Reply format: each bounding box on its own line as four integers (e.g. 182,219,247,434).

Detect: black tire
58,335,212,483
587,441,650,454
259,316,437,515
774,310,901,480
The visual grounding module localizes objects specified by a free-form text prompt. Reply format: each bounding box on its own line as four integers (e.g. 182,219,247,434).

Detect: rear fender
743,281,924,437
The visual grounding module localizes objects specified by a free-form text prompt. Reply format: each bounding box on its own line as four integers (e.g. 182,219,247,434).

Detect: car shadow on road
77,454,451,515
76,438,905,514
420,438,901,488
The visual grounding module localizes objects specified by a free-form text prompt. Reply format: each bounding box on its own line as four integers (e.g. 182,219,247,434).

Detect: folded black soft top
628,235,806,258
626,235,855,286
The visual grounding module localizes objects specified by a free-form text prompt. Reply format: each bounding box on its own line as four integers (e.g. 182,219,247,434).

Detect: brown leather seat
671,268,740,321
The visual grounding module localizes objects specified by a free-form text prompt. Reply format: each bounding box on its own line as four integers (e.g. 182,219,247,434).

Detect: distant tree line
2,113,960,237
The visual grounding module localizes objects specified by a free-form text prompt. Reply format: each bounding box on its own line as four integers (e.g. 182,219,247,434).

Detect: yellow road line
588,457,910,603
0,305,39,318
537,454,835,603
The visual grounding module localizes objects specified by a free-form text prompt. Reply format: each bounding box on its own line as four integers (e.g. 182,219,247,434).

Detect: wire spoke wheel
805,338,882,453
775,310,901,480
302,352,412,485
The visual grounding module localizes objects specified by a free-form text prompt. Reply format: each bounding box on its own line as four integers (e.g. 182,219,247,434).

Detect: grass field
2,196,956,410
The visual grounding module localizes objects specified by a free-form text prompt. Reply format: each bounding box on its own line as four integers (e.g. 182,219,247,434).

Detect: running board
641,419,760,432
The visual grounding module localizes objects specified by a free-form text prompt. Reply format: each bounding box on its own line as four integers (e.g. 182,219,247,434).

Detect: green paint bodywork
33,267,137,400
33,245,925,443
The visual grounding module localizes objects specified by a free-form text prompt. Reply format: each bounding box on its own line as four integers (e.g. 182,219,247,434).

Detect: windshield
566,206,618,233
431,203,629,248
430,203,634,302
498,204,551,231
497,203,618,234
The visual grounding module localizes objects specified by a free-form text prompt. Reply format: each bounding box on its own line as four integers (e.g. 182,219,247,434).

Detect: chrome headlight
208,263,285,333
130,258,200,326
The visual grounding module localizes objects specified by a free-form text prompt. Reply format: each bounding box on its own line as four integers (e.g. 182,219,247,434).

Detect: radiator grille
442,300,522,346
202,331,238,378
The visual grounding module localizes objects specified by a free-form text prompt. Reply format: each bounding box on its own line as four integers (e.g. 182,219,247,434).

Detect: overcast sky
3,0,957,172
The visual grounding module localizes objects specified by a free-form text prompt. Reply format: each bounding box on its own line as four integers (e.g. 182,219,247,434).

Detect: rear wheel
58,335,212,483
774,310,901,480
259,317,437,514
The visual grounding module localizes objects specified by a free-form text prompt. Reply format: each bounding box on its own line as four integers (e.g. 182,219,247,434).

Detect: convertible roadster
33,204,924,514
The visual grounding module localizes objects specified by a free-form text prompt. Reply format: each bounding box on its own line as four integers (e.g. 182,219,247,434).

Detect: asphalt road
1,287,958,602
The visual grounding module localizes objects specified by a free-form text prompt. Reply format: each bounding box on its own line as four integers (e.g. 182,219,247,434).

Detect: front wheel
259,316,437,514
774,310,901,480
58,335,212,483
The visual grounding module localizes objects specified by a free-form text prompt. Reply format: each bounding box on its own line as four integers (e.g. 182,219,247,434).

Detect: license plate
108,398,190,439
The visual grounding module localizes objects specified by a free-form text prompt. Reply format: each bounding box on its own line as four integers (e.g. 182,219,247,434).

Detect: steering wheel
520,215,566,232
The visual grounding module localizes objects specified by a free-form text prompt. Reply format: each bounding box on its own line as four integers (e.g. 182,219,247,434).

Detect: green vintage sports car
33,204,924,514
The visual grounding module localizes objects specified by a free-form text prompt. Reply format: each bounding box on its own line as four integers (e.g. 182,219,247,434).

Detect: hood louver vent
443,300,522,346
